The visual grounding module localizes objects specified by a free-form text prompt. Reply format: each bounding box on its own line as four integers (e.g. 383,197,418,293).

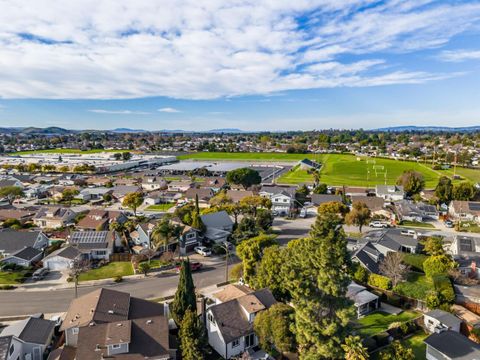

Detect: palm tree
342,335,369,360
151,218,183,253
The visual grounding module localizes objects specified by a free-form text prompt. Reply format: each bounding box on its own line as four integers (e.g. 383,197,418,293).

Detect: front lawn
399,221,436,229
140,259,170,269
394,273,433,300
79,262,134,281
355,310,419,337
0,270,30,284
145,203,175,212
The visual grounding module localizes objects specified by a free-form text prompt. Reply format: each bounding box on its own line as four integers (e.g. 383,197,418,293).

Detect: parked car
176,261,203,273
194,246,212,257
299,208,307,218
444,220,454,228
32,268,49,281
400,229,416,236
369,221,389,228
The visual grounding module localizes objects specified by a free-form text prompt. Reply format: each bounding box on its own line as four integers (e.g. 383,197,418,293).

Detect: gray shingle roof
0,230,41,253
1,317,55,345
424,330,480,360
0,336,12,360
311,194,342,206
425,309,462,329
9,246,42,261
200,211,233,229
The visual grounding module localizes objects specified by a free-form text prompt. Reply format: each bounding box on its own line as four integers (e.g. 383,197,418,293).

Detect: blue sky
0,1,480,131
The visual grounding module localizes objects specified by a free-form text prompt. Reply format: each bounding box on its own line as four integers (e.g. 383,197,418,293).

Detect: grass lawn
399,221,436,229
277,165,313,184
145,203,175,212
12,148,131,155
371,331,428,360
394,272,433,300
355,310,419,337
0,271,29,284
140,259,170,269
178,152,480,188
79,262,134,281
403,254,427,272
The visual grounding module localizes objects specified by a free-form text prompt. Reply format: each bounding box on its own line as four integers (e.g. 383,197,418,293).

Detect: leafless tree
140,248,157,264
379,252,409,287
69,258,90,298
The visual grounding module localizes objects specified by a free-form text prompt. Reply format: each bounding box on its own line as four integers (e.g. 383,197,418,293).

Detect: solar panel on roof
71,231,108,243
460,237,474,252
469,203,480,211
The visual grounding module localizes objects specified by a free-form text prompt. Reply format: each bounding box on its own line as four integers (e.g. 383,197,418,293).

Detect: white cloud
158,107,181,113
0,1,479,99
88,109,150,115
438,49,480,62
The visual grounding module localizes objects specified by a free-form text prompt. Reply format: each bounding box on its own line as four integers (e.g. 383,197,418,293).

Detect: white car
369,221,389,228
194,246,212,257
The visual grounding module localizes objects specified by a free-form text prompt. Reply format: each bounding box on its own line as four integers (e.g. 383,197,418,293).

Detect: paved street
0,262,229,317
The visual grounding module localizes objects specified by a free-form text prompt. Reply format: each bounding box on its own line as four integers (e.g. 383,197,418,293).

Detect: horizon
0,1,479,130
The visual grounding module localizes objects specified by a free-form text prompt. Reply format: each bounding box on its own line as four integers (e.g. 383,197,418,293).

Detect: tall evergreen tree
171,258,196,325
284,212,354,359
179,309,205,360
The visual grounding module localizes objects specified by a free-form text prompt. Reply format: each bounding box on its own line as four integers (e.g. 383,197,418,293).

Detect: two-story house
206,285,276,359
200,211,234,244
76,209,127,231
57,288,176,359
33,206,76,229
0,229,49,258
259,185,297,216
68,230,121,261
375,185,405,201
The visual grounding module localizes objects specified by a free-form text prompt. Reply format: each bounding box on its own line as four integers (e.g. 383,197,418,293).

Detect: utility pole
221,242,230,283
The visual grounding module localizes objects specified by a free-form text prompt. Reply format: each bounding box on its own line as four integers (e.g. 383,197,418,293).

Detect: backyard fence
110,253,133,262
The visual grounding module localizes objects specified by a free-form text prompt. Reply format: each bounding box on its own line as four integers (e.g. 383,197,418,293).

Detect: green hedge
368,273,392,290
403,254,427,272
433,275,455,303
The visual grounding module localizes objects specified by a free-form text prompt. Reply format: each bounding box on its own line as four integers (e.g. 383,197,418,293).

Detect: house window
231,339,239,348
186,233,196,240
72,328,79,335
283,199,288,203
95,250,107,255
112,344,121,349
207,313,215,324
9,344,14,356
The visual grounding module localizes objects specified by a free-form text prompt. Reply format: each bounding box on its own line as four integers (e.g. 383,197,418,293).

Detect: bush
353,264,369,284
386,294,403,307
433,275,455,304
113,275,123,283
363,337,377,352
373,332,390,347
368,273,392,290
402,254,427,272
0,285,16,290
229,263,243,281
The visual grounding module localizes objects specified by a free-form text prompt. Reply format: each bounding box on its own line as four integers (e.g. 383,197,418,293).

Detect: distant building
375,185,404,201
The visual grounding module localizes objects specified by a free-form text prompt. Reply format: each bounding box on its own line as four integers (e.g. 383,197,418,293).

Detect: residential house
75,187,113,202
424,310,462,334
0,209,36,224
0,335,23,360
206,287,276,359
167,180,193,193
424,330,480,360
260,185,297,216
449,234,480,260
347,282,379,318
449,201,480,223
85,176,113,187
144,191,181,206
76,210,127,231
1,247,43,267
172,221,199,255
184,187,215,204
0,316,55,360
200,211,234,244
375,185,405,201
297,158,321,170
68,230,121,261
352,196,391,218
198,177,227,192
352,241,383,274
395,200,439,222
225,190,254,203
33,206,76,229
357,228,420,256
42,246,83,270
0,230,49,257
141,176,168,191
112,185,142,203
58,174,85,186
23,184,50,199
131,222,156,249
311,194,343,207
0,178,24,189
58,288,175,359
345,187,374,197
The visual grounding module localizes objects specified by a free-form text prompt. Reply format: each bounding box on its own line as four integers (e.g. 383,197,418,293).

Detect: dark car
176,261,203,273
444,220,454,228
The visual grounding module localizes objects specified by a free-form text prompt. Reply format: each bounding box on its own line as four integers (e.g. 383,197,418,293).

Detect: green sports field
180,152,480,188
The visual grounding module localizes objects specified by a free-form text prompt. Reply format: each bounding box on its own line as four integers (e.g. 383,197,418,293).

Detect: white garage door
45,258,70,270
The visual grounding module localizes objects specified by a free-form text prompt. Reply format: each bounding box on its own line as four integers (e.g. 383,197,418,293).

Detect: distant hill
110,128,148,133
375,125,480,132
0,127,73,135
207,128,244,133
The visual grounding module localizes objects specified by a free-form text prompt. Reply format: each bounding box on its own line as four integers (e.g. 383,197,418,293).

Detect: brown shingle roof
213,284,253,303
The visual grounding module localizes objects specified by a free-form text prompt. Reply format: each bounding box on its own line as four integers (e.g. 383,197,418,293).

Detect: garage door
45,259,70,270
